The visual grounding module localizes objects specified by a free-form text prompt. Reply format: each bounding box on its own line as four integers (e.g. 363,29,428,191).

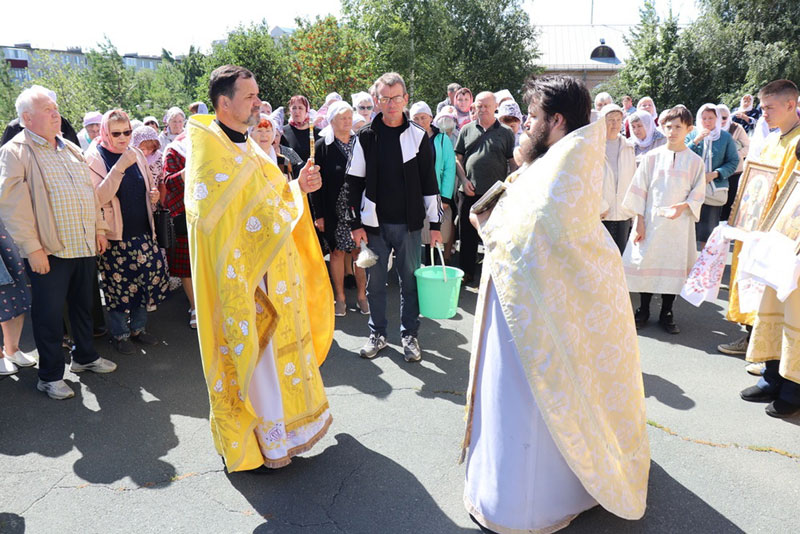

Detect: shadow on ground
0,293,207,489
565,461,744,533
230,433,479,534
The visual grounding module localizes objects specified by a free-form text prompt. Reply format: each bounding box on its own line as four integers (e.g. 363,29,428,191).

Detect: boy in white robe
622,105,706,334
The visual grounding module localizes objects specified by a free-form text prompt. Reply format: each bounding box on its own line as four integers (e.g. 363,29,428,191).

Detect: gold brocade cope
463,119,650,520
728,129,800,325
185,115,334,472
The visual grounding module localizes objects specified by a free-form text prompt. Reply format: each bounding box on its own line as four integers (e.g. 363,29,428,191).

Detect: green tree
342,0,538,105
199,21,298,110
599,1,711,112
27,51,95,128
288,16,379,106
131,61,193,119
0,62,17,126
85,37,137,112
696,0,800,106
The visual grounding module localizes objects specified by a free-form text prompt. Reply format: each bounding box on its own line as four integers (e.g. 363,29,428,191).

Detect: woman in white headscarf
629,109,666,162
310,101,368,316
685,103,740,244
351,92,374,124
717,104,750,222
158,107,185,150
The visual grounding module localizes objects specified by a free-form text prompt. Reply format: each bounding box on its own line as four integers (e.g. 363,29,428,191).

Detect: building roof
536,25,633,71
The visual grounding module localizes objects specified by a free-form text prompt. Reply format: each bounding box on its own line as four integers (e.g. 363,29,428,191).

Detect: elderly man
0,86,116,400
454,91,516,283
437,82,462,114
77,111,102,152
346,72,443,363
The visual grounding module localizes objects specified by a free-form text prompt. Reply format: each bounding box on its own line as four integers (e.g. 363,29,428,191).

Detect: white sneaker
37,379,75,400
0,357,18,376
189,309,197,329
70,357,117,374
4,349,37,367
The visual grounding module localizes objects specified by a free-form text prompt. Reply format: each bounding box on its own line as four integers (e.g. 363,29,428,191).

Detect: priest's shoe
765,399,800,419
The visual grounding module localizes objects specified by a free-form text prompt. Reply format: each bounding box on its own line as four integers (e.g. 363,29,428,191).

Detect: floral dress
0,219,31,322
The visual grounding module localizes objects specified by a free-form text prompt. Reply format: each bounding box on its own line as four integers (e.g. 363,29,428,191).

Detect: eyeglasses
110,130,132,138
358,105,373,111
378,95,405,105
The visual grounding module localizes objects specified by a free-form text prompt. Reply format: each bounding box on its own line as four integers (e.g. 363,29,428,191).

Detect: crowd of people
0,65,799,534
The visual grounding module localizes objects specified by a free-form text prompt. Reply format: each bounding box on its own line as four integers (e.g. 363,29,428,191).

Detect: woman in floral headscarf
85,109,168,354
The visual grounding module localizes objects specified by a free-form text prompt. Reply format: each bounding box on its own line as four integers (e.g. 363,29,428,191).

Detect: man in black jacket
346,72,443,363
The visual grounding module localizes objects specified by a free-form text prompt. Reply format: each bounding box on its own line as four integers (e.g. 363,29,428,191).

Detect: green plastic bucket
415,246,464,319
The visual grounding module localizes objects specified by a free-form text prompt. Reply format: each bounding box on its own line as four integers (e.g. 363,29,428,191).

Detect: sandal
189,308,197,329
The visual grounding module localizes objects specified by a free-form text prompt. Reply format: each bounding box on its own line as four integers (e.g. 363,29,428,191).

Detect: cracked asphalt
1,265,799,533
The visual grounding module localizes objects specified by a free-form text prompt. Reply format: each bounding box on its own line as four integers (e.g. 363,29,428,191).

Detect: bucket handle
429,244,447,283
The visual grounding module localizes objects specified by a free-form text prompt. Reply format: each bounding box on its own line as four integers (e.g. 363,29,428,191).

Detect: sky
1,0,700,57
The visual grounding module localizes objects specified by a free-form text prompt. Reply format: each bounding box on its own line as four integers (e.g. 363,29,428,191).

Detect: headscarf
351,92,373,108
99,109,131,154
83,111,102,127
270,107,286,135
739,94,754,113
319,101,353,145
325,92,342,106
630,109,657,148
498,100,524,122
494,89,513,104
352,114,367,129
696,103,722,172
288,96,310,128
252,113,277,162
142,116,159,129
163,106,185,131
717,104,732,130
409,101,432,118
160,106,186,147
637,97,658,119
131,124,161,165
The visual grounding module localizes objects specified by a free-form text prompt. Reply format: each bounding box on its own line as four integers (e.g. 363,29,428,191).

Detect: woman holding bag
685,103,739,245
86,109,169,355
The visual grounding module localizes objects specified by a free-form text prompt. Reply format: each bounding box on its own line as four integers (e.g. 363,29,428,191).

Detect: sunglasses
358,105,373,111
110,130,132,138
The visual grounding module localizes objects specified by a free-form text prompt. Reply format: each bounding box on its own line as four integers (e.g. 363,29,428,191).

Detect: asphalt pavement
1,263,799,534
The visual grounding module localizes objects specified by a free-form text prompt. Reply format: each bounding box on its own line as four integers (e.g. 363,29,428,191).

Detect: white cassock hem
464,279,597,534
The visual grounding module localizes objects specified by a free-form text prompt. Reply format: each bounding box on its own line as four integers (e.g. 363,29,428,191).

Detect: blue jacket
685,129,739,189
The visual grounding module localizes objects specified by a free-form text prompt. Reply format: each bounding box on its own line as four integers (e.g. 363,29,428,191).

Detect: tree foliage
342,0,538,105
0,62,18,126
198,21,298,111
602,0,800,112
288,16,380,107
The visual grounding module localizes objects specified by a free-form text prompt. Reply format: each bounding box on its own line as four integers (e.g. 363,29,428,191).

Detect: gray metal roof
537,25,633,71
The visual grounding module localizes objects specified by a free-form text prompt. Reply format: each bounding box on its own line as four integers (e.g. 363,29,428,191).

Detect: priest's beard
520,119,553,164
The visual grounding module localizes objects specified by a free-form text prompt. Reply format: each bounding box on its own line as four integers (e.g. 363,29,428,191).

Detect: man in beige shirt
0,85,117,400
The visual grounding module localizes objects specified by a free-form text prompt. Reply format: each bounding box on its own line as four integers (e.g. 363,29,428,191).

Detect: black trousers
458,194,481,278
602,219,632,254
26,256,100,382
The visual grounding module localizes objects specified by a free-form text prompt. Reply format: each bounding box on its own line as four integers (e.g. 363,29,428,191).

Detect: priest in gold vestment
186,65,334,471
461,76,650,534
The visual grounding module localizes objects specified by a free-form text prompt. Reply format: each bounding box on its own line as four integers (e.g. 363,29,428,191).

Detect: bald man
454,91,517,283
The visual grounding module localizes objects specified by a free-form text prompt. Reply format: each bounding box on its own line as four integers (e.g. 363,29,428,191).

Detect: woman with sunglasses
351,92,375,125
85,109,169,355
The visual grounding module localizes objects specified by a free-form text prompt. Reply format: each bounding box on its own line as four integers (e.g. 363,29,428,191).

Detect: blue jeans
108,305,148,340
366,224,421,338
758,360,800,405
